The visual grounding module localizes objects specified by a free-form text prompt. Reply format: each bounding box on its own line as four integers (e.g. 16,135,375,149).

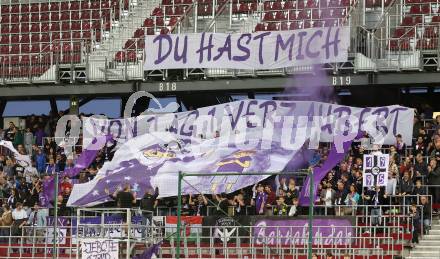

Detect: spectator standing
288,197,302,216
11,202,28,241
273,196,288,216
231,193,246,216
255,184,268,215
344,185,360,215
190,194,208,216
320,182,336,215
23,128,34,155
4,122,16,142
427,158,440,210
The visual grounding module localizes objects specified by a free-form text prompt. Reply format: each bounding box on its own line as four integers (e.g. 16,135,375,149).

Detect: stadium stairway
406,219,440,259
90,0,159,57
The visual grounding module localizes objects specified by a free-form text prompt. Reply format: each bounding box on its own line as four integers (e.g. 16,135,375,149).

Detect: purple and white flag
68,130,303,206
0,140,32,167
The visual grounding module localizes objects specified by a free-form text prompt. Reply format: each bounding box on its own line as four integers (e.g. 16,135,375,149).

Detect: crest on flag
363,154,389,187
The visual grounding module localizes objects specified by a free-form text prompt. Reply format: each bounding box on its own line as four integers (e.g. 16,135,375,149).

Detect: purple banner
253,218,353,246
39,135,111,207
298,138,353,206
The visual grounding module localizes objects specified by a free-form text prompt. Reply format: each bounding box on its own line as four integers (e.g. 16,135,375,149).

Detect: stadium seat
267,22,279,31
275,11,287,20
284,1,295,10
255,23,266,31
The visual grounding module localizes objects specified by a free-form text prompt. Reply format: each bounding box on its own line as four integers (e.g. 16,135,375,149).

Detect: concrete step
414,245,440,250
419,240,440,246
408,251,440,257
421,235,440,240
428,229,440,234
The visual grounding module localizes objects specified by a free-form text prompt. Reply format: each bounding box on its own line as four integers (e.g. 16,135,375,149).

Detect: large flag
67,130,303,206
0,140,32,167
39,135,111,207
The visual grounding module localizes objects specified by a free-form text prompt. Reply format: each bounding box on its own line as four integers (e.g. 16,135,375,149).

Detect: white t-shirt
325,189,332,206
12,209,28,220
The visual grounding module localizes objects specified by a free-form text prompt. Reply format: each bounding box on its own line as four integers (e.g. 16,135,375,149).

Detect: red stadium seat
264,1,272,10
168,17,179,27
175,6,184,15
238,2,249,13
401,16,413,26
50,2,60,11
284,1,295,10
137,38,145,49
280,22,289,30
414,16,423,24
51,23,60,32
275,11,287,20
30,44,40,53
10,24,20,33
10,45,20,54
307,0,318,8
409,5,421,14
0,36,9,44
290,21,301,29
71,1,80,10
61,2,70,11
393,27,406,37
21,35,30,43
40,3,49,12
11,15,19,24
126,51,137,62
288,10,297,20
11,34,20,43
432,16,440,22
21,14,30,23
1,24,9,34
144,18,155,27
263,11,275,21
31,13,40,22
21,4,30,13
266,22,279,31
165,6,173,15
41,13,49,21
81,1,90,9
255,23,266,31
421,4,431,13
51,12,60,21
61,12,70,21
272,1,283,10
160,27,170,34
1,15,9,23
1,5,9,14
10,4,19,13
62,22,71,31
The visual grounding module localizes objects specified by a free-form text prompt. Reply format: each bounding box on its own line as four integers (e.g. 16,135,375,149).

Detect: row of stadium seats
0,0,121,78
254,0,355,32
0,0,125,13
389,0,440,50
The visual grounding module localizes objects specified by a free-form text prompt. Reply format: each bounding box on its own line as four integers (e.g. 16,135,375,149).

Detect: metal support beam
49,98,58,115
0,100,6,129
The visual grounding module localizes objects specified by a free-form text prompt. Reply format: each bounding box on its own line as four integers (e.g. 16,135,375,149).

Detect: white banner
144,27,350,70
83,100,415,148
81,239,118,259
363,154,389,187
